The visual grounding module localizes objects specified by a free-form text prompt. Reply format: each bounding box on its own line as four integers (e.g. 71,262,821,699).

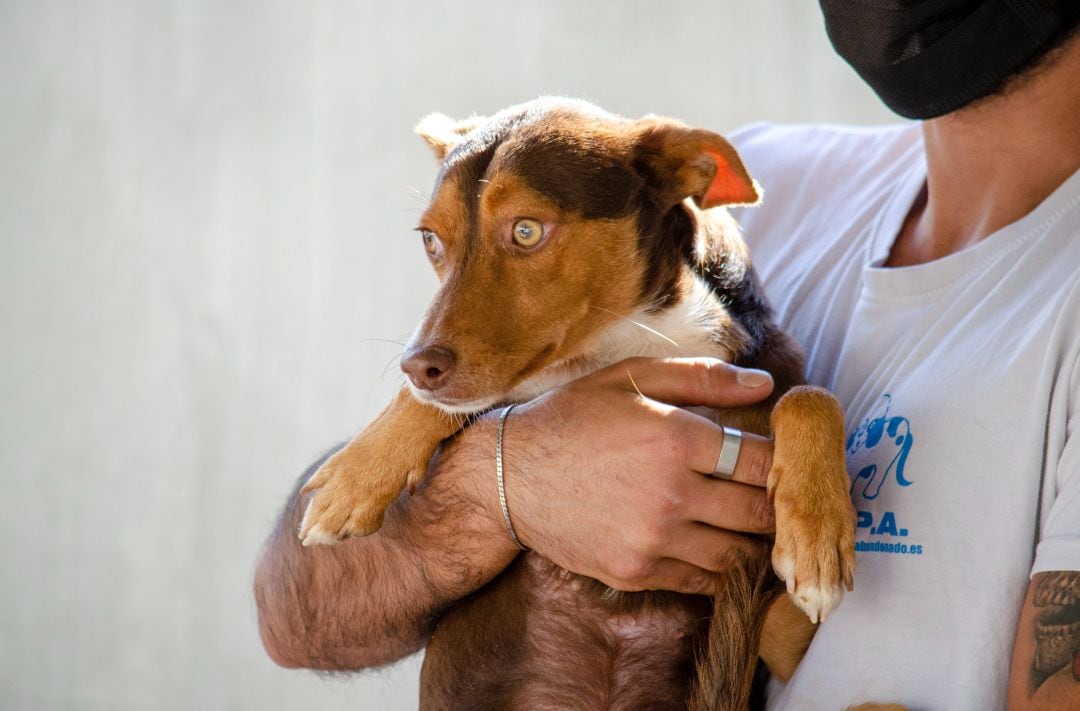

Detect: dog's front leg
767,385,857,624
298,386,462,545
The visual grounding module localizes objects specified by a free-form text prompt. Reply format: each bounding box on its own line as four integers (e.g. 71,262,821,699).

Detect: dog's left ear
635,120,761,209
415,113,486,162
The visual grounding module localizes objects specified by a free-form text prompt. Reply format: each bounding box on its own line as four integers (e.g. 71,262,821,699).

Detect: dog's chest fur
512,554,710,710
424,548,713,710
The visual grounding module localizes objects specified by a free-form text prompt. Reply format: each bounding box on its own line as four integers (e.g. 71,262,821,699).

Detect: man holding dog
255,2,1080,708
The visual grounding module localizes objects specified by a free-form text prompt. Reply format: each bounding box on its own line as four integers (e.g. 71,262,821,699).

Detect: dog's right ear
415,113,485,162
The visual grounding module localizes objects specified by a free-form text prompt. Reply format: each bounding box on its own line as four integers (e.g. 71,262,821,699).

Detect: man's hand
253,357,776,670
501,357,777,595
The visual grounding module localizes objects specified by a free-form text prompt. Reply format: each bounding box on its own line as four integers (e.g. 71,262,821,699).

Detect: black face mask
819,0,1079,119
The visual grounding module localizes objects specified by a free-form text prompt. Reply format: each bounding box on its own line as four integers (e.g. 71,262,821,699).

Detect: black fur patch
500,130,643,220
635,194,781,375
635,200,697,311
443,103,641,221
697,252,771,364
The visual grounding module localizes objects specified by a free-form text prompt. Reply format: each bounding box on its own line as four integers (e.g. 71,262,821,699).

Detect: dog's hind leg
759,593,817,682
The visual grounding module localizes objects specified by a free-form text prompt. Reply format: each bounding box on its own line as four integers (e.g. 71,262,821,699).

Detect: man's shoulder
727,122,923,260
728,121,919,164
729,121,921,204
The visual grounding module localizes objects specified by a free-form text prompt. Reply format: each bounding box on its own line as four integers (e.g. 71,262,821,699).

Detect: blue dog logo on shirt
846,394,914,500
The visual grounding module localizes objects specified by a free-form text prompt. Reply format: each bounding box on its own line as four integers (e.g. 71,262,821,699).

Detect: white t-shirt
728,123,1080,711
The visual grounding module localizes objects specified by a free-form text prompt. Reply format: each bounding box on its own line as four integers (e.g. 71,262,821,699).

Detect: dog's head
403,98,760,413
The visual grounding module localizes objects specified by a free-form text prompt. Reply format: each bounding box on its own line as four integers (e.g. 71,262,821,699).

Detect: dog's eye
511,218,544,248
420,229,442,257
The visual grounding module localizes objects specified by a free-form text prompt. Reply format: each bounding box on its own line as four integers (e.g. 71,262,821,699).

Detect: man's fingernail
736,368,772,388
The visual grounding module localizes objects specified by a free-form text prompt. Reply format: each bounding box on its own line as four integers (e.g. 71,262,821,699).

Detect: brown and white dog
298,98,857,709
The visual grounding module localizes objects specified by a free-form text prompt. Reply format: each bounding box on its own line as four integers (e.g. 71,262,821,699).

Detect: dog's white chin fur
408,387,502,415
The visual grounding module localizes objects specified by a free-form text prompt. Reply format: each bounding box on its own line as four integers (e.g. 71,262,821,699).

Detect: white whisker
395,183,430,201
588,305,679,347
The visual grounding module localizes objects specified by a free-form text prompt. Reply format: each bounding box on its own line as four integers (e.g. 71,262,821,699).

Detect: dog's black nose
401,345,457,391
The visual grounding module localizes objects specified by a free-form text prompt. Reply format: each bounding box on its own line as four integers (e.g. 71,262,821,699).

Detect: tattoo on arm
1031,571,1080,690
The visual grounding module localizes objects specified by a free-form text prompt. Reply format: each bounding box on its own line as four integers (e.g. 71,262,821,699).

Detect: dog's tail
689,550,782,711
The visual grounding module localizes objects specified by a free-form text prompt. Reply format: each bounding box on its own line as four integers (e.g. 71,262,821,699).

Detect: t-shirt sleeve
1031,337,1080,576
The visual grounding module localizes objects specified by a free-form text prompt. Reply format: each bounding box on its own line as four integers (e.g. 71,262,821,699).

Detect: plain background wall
0,2,896,709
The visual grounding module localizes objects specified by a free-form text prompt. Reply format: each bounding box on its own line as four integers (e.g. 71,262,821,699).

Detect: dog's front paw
770,487,856,624
297,443,427,546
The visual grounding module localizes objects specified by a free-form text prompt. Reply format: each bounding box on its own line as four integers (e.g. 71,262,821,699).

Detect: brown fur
300,99,859,709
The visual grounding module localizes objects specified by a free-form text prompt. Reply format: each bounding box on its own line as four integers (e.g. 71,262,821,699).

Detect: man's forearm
253,424,518,670
253,359,782,670
1008,571,1080,709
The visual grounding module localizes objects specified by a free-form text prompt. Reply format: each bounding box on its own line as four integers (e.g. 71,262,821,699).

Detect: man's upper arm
1008,571,1080,709
1008,332,1080,707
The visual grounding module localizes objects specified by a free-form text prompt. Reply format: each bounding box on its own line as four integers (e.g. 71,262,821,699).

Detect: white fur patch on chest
507,274,740,401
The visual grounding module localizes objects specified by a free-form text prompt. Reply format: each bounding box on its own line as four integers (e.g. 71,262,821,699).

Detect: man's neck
886,34,1080,268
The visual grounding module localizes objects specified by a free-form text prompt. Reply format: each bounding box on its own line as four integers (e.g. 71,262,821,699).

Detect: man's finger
597,357,774,409
641,532,770,594
682,477,775,533
646,559,717,595
604,558,717,596
666,525,771,576
665,407,773,487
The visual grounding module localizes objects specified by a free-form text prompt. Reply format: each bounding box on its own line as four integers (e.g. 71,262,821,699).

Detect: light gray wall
0,2,895,709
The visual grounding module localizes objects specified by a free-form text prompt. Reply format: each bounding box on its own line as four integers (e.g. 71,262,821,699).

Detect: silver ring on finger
711,426,743,480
